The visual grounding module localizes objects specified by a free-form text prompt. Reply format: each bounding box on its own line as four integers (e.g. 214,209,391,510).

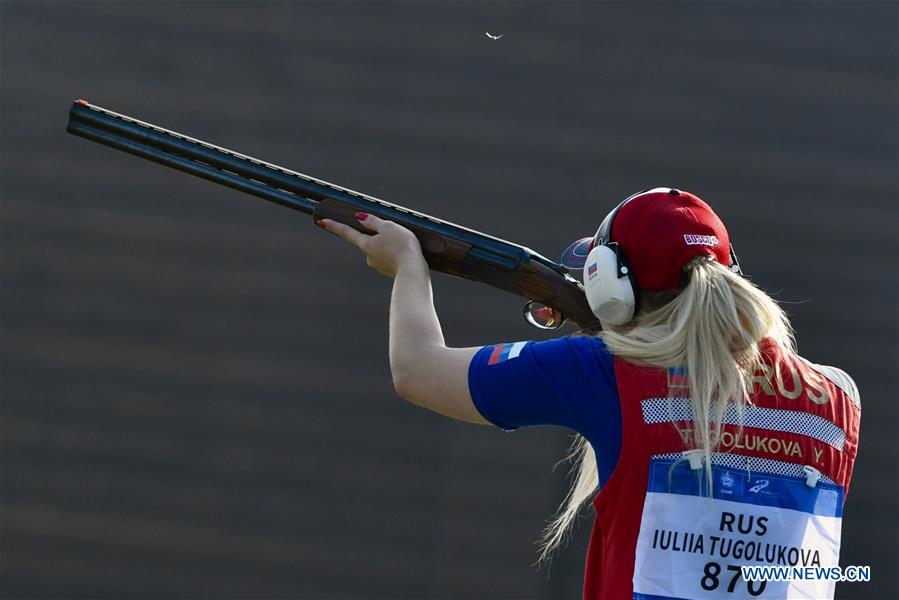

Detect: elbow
392,363,430,406
389,344,444,404
391,365,416,401
390,351,423,401
393,374,424,406
392,373,411,400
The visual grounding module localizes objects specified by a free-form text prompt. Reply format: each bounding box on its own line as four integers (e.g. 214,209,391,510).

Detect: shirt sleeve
467,336,621,482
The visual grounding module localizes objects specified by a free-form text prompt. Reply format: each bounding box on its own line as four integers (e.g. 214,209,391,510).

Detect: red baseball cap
561,188,734,291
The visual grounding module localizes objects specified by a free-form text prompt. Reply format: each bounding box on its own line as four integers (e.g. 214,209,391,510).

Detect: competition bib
632,456,843,600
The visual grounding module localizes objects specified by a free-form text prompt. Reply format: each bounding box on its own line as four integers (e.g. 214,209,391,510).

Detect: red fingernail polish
316,220,327,229
355,212,368,221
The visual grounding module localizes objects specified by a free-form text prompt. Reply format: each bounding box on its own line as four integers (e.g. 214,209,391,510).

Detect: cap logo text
683,234,719,246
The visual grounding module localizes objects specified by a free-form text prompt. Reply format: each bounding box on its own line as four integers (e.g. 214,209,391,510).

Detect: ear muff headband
590,189,648,251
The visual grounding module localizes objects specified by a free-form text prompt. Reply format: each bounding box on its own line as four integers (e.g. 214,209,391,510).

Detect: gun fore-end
313,198,472,276
313,198,600,331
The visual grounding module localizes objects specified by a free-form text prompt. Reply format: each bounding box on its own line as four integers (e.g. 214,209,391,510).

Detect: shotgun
66,100,599,331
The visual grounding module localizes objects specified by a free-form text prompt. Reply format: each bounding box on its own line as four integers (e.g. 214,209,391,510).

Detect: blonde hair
537,255,795,563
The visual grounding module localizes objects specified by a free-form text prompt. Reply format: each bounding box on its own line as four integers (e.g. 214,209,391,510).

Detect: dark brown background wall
1,2,896,598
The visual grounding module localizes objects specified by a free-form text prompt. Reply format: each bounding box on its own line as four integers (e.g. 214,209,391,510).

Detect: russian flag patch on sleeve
487,341,528,365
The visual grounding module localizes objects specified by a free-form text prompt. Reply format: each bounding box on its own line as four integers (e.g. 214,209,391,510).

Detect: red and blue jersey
468,336,860,600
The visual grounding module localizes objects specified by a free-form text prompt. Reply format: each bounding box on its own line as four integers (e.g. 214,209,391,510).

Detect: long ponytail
537,255,794,563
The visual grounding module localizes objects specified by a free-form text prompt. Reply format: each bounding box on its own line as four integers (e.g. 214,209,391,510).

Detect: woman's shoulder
566,332,610,351
758,339,861,409
795,355,861,409
561,334,615,365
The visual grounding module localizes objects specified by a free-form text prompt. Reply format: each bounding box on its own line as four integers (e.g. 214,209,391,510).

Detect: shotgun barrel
66,100,599,330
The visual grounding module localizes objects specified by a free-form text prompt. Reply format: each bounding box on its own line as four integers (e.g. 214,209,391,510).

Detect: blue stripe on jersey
648,458,843,517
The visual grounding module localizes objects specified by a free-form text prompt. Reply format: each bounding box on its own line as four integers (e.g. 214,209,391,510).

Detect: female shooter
319,188,860,600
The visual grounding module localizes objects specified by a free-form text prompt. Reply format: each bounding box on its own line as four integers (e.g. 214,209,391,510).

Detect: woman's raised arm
319,212,489,425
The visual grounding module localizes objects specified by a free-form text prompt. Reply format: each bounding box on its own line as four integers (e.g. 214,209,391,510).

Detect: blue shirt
467,336,623,486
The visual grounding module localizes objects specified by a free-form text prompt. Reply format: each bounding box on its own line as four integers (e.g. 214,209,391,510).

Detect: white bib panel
632,457,843,600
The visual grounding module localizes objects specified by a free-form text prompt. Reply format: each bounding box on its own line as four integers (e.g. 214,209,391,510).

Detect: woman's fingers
318,218,370,250
355,212,384,233
319,213,422,279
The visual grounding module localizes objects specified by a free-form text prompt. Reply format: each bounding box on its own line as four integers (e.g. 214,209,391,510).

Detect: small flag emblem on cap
587,263,598,279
